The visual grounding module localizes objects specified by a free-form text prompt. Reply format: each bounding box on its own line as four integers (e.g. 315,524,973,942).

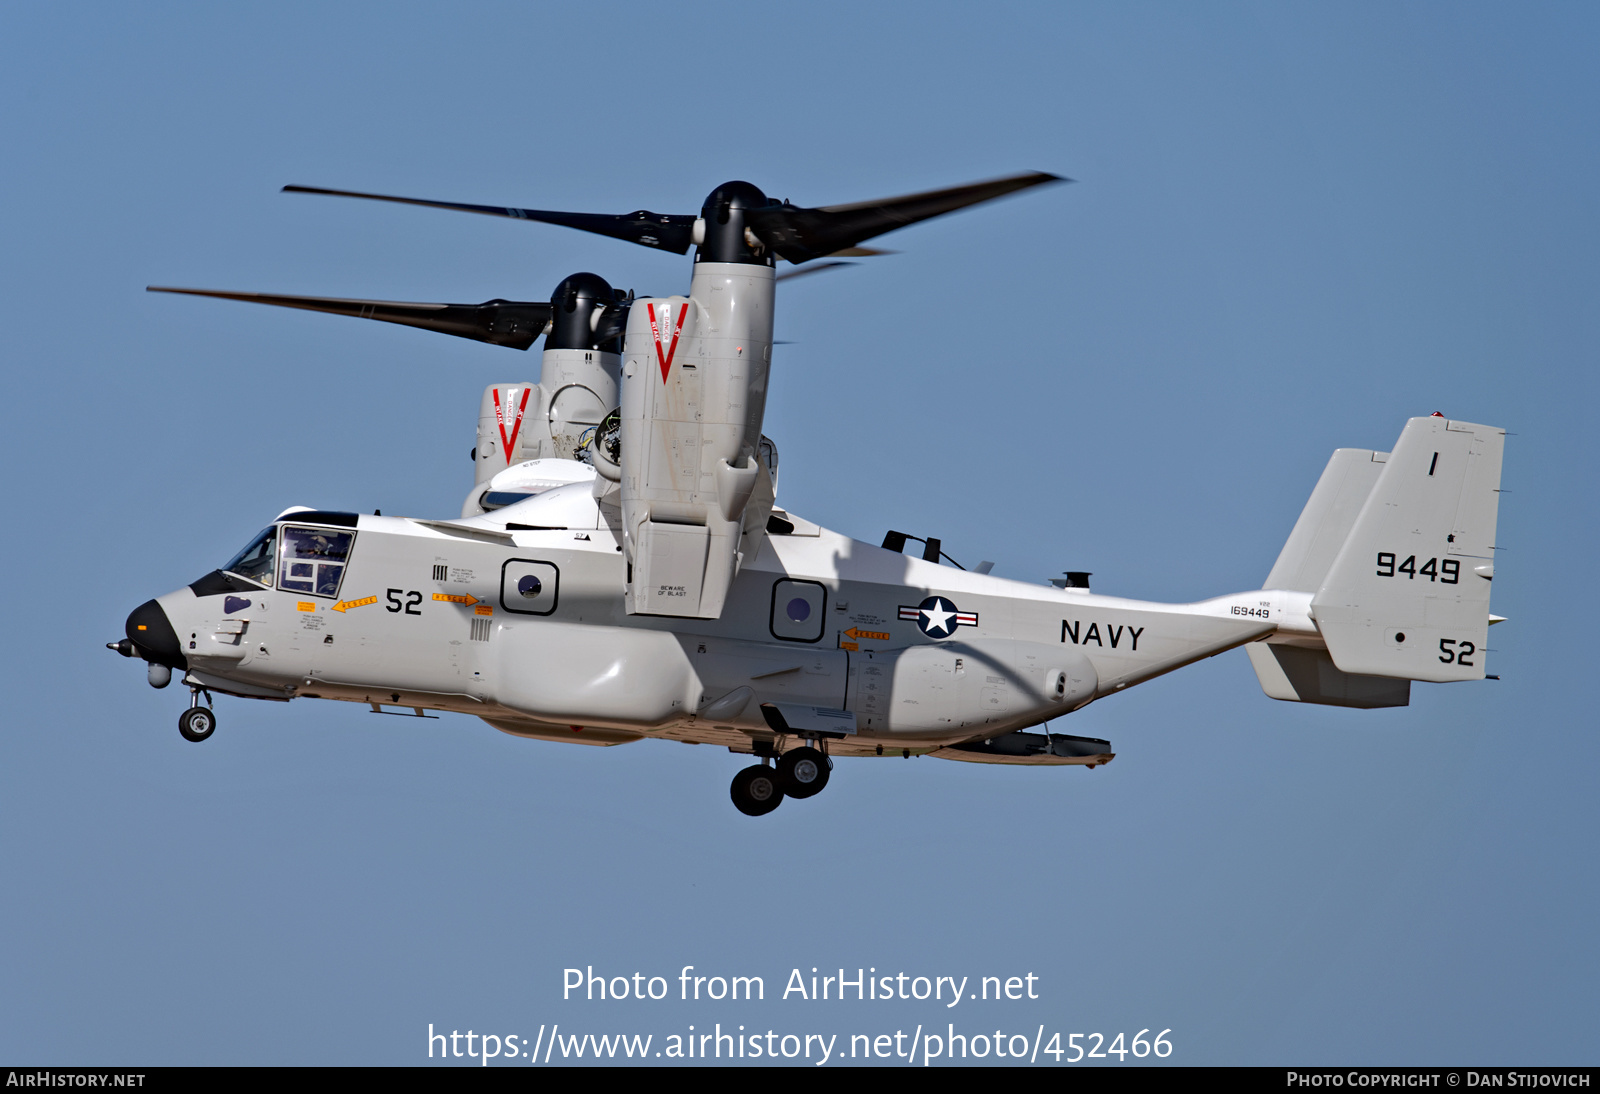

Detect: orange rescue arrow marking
433,593,480,606
844,627,890,641
332,595,378,613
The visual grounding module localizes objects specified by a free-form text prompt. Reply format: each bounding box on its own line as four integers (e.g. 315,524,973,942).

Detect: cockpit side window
279,525,356,598
223,527,277,587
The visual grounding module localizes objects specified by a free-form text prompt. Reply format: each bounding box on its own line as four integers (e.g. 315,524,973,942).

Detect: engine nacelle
473,381,537,482
472,354,619,481
618,260,775,619
466,274,624,511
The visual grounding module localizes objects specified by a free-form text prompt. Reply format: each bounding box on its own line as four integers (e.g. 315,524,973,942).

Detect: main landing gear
730,765,783,816
776,746,830,798
729,744,833,816
178,684,217,743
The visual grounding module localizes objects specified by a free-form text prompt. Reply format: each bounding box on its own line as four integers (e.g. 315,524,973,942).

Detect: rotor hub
696,181,776,266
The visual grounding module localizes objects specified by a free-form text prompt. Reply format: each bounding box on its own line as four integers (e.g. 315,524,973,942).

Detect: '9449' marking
1377,553,1459,583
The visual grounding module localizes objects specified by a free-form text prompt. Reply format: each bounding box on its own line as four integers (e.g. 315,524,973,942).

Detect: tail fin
1310,416,1504,682
1263,447,1388,594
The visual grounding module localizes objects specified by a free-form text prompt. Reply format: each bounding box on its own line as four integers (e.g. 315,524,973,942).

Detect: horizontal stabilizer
1245,643,1409,708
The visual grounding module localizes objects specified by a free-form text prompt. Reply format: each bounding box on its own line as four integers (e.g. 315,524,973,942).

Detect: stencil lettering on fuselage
1061,619,1145,650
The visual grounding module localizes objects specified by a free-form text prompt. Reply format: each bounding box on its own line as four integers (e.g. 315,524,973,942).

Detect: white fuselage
159,482,1281,757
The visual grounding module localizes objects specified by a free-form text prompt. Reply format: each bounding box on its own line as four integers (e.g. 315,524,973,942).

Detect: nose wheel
178,685,216,743
178,706,216,742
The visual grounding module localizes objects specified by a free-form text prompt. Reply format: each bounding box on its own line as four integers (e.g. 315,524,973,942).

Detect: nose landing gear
178,685,216,743
729,740,834,816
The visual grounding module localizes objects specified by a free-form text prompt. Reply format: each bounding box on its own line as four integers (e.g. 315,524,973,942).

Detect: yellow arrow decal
433,593,480,606
844,627,891,641
332,595,379,613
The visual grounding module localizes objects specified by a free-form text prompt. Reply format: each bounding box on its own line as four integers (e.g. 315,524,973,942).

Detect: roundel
915,596,961,639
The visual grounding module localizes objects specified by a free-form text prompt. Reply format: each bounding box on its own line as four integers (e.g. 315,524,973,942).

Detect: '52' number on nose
386,589,422,615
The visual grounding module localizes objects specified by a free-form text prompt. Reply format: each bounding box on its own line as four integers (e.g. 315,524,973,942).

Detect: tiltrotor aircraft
113,173,1507,815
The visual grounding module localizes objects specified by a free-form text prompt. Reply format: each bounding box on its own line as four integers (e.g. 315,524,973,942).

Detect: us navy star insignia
898,596,979,639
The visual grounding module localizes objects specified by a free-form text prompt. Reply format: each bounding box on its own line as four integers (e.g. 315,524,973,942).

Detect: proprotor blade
147,287,553,350
746,170,1066,264
773,260,858,284
282,185,698,254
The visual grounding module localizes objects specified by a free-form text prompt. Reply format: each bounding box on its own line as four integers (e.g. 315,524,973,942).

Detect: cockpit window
279,525,355,598
223,527,277,587
482,491,534,511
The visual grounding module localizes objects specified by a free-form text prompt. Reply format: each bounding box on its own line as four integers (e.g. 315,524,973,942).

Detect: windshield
222,527,276,586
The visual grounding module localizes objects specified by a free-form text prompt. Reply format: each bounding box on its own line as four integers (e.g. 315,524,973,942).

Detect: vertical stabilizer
1310,416,1504,682
1265,448,1387,593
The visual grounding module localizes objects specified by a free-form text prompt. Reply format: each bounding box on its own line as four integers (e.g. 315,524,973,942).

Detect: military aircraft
113,174,1507,815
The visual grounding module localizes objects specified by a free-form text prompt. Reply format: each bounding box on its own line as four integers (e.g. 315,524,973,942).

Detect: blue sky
2,1,1596,1065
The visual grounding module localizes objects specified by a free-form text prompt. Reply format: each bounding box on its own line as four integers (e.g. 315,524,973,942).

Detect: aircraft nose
125,599,186,668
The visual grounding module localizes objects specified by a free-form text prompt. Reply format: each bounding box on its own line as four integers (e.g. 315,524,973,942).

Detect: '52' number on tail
1439,638,1476,666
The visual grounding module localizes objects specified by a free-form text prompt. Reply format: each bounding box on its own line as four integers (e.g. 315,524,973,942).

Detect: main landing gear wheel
730,765,784,816
178,706,216,743
776,746,831,799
